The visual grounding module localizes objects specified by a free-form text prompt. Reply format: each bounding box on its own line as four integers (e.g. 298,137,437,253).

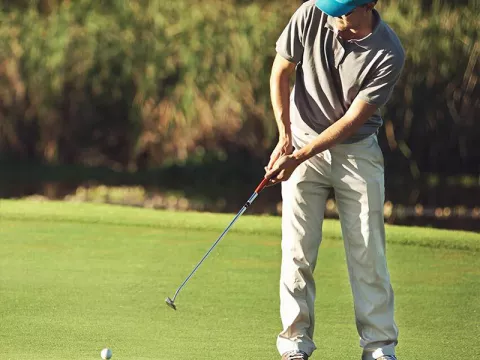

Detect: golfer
265,0,405,359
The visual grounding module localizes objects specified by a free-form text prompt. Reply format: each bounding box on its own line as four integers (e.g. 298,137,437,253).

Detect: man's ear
365,2,376,11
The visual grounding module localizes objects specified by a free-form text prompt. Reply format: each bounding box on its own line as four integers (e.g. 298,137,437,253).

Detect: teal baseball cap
315,0,373,17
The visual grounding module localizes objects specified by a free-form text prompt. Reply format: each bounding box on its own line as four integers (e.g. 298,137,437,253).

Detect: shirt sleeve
275,3,313,64
357,52,405,107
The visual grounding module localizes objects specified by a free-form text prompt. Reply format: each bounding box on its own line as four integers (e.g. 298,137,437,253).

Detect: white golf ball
100,348,112,359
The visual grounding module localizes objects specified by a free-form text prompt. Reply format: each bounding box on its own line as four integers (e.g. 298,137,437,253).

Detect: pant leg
276,151,331,357
331,135,398,360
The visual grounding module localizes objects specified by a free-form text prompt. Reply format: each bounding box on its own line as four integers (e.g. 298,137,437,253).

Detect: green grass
0,199,479,360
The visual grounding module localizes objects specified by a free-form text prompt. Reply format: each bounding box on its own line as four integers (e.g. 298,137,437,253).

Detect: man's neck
339,11,376,41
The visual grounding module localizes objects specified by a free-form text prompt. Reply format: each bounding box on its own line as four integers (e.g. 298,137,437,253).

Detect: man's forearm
292,99,378,163
270,72,292,139
292,115,358,162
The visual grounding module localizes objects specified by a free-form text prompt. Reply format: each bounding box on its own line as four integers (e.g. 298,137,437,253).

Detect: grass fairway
1,200,479,360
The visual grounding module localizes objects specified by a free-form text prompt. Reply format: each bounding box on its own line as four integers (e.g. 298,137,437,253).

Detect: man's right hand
266,136,293,171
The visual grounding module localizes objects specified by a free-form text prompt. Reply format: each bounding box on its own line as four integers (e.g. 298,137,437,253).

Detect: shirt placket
333,35,346,68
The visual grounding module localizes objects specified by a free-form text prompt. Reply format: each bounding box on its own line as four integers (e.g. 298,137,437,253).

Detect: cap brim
315,0,356,17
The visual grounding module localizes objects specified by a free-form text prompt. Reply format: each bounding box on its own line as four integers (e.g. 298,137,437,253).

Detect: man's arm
265,97,378,184
270,54,296,140
292,97,378,162
267,54,297,170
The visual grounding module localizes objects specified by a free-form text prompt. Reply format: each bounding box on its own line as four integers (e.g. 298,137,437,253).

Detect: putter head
165,297,177,311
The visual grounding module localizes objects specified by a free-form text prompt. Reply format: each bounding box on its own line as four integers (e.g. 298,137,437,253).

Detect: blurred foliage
0,0,283,170
0,0,478,180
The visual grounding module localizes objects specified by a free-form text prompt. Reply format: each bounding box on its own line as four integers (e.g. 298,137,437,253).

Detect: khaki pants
276,128,398,359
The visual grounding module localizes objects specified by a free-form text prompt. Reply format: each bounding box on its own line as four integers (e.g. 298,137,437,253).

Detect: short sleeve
275,3,313,64
357,52,405,107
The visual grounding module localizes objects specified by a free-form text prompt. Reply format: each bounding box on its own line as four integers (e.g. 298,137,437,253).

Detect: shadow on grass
1,159,479,232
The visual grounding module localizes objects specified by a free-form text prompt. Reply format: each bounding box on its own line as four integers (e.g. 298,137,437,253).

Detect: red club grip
255,177,270,194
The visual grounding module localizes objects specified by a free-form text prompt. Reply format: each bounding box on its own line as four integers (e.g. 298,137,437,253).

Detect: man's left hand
265,154,301,185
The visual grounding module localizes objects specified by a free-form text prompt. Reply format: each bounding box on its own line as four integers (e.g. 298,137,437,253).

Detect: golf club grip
255,177,270,194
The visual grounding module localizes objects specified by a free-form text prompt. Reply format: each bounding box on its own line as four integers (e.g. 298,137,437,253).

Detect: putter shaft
166,177,269,308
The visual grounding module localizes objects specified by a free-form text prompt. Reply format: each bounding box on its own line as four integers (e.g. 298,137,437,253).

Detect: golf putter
166,177,270,310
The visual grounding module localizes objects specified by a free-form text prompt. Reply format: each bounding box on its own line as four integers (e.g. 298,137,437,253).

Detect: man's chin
334,19,348,31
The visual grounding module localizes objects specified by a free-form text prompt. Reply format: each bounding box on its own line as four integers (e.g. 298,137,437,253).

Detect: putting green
0,200,479,359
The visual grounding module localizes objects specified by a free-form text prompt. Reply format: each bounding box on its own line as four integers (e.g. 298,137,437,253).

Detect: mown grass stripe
1,200,479,252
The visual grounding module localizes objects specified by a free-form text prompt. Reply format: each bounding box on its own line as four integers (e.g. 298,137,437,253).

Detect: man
265,0,405,359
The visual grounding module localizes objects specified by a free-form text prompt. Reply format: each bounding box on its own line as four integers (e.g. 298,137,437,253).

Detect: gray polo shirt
276,1,405,143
